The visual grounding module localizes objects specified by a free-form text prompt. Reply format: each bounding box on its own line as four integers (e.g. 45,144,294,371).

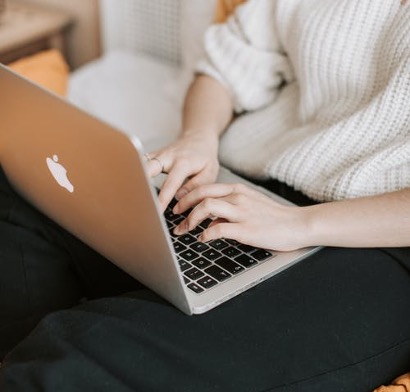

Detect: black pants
0,167,409,392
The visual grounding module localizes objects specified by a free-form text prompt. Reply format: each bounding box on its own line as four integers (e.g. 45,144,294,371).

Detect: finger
174,168,218,200
174,182,257,214
199,222,244,243
158,164,193,211
146,158,165,177
145,150,167,177
207,218,228,228
372,385,406,392
174,198,238,235
174,183,236,214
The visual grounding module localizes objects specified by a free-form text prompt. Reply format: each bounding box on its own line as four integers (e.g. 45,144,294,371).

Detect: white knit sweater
197,0,410,202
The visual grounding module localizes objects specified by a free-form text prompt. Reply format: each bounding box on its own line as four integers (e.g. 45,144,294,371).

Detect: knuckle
174,159,191,173
184,216,193,230
186,177,202,189
233,183,246,193
212,224,224,237
201,198,214,210
208,224,225,240
232,193,247,204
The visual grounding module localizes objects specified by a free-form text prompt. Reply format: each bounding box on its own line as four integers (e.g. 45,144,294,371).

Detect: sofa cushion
8,49,69,96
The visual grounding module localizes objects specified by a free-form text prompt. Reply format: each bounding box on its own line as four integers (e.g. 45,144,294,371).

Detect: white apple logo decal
46,155,74,193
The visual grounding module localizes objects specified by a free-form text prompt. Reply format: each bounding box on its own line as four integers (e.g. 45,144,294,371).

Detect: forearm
305,189,410,248
181,74,234,142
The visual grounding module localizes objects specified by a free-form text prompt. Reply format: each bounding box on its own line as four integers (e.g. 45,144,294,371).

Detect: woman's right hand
146,132,220,211
146,73,234,211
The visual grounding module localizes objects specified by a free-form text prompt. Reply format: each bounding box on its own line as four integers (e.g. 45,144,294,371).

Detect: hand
373,372,410,392
173,183,312,251
146,133,220,211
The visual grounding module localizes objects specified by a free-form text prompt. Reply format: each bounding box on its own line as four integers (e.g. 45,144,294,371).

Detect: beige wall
21,0,101,69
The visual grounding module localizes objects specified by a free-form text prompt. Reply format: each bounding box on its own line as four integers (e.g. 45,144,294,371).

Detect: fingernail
174,222,187,235
176,188,188,200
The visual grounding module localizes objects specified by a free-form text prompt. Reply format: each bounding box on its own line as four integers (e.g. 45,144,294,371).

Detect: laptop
0,64,319,314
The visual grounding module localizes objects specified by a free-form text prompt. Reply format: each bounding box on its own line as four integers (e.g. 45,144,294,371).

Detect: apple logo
46,154,74,193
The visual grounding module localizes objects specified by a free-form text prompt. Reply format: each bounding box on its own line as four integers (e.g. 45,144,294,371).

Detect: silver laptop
0,64,319,314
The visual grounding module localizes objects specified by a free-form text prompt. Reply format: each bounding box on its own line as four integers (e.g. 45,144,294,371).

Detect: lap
0,167,143,358
1,247,410,392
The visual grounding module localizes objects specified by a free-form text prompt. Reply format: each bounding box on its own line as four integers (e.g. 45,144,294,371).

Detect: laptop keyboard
164,198,275,294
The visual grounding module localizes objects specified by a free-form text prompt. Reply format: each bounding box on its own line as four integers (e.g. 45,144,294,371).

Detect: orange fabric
8,49,69,97
374,373,410,392
214,0,246,23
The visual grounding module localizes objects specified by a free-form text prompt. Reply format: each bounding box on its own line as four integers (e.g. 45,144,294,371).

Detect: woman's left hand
173,183,312,252
373,372,410,392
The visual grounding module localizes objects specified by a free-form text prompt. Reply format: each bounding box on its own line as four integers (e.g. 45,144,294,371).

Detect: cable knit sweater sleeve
196,0,294,113
197,0,410,202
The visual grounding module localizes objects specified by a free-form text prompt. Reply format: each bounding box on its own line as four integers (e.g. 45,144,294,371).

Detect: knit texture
197,0,410,202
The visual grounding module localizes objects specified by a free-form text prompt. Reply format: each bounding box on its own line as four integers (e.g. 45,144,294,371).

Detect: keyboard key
181,208,192,218
222,246,241,258
191,242,210,253
184,267,205,281
197,276,218,289
179,234,197,246
183,276,190,284
200,218,213,229
251,249,273,262
180,250,200,262
173,217,184,226
166,220,175,230
168,198,178,209
192,257,212,269
164,209,179,222
173,242,187,253
204,265,231,282
188,282,204,294
215,257,245,275
190,226,204,237
178,260,192,272
202,249,223,261
238,244,258,253
209,239,229,250
235,254,258,268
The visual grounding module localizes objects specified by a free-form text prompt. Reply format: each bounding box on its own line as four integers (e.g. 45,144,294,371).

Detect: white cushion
68,1,215,151
68,51,183,151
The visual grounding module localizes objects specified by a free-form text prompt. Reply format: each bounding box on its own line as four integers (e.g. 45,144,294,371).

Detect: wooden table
0,1,73,64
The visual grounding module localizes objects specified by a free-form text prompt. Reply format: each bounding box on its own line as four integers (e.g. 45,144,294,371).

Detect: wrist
291,205,324,249
182,127,219,140
300,203,339,248
181,129,219,150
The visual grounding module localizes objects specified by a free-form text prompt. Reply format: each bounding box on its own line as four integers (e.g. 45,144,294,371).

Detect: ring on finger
151,157,166,173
